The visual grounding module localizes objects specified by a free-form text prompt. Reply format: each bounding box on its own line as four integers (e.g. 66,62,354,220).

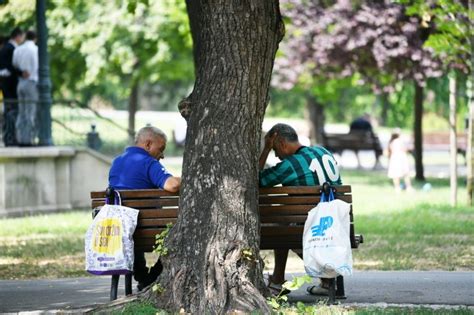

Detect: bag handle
320,182,335,202
105,187,122,205
114,190,122,205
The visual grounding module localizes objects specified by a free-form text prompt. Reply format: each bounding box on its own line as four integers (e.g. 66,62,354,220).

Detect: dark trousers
2,95,18,146
133,249,163,285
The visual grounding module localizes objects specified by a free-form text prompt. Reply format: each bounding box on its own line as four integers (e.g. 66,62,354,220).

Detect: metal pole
36,0,53,146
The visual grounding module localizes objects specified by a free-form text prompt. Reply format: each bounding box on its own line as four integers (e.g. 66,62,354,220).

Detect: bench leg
110,275,119,301
327,278,336,305
125,273,132,295
336,275,346,298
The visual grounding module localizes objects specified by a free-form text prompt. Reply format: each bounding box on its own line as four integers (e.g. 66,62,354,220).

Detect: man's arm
163,176,181,193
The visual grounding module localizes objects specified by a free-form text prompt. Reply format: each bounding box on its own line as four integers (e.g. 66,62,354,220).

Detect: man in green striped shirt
259,123,342,295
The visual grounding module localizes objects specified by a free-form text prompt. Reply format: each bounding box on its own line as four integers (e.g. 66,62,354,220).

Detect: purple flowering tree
275,0,443,180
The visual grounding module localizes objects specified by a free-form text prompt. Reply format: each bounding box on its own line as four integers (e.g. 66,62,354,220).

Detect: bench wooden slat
138,209,178,218
259,185,351,195
260,242,302,250
261,226,303,235
92,199,179,208
92,186,352,198
259,195,352,205
91,189,179,198
134,229,167,237
138,218,177,227
259,205,313,215
261,216,308,223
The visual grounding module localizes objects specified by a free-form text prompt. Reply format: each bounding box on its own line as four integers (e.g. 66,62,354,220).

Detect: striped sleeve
259,160,297,187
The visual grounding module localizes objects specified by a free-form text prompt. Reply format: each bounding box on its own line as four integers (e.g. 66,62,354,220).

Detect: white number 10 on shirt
309,155,340,184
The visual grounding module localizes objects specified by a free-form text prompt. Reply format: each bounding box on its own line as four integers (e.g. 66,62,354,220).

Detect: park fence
1,98,130,157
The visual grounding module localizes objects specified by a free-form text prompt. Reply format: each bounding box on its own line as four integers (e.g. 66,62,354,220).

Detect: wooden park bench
321,131,383,168
422,132,467,161
90,184,363,304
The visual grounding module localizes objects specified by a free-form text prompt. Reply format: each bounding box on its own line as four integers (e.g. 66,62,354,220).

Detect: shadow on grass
0,236,86,279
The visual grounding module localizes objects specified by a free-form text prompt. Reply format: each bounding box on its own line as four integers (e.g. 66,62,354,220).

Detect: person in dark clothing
0,28,25,146
349,113,373,133
349,113,379,168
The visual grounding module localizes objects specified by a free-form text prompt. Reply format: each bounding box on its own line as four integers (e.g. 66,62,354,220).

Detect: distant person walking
0,28,25,146
387,129,413,193
12,30,38,146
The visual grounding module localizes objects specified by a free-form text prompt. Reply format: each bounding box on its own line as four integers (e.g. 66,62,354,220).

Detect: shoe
137,283,145,292
306,284,329,296
137,278,154,292
268,280,291,296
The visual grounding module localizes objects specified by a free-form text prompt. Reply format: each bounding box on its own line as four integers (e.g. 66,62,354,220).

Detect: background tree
399,0,472,203
143,1,284,313
0,0,194,142
275,0,443,180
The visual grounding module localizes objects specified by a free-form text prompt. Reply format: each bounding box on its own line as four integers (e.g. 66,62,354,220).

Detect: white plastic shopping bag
303,190,353,278
85,192,139,275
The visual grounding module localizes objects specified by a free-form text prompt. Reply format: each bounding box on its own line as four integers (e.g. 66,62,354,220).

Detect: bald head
135,126,167,145
135,126,167,160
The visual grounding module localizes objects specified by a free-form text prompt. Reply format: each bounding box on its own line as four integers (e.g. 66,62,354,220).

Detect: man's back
350,117,372,133
109,146,172,190
260,145,341,187
12,41,38,82
0,42,17,89
0,42,14,69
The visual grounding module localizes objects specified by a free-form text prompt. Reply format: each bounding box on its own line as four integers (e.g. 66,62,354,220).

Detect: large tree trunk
306,93,325,144
414,81,425,181
449,73,457,206
128,81,139,144
146,1,284,314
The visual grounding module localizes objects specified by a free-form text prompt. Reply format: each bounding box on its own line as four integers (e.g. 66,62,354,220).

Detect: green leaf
267,298,280,309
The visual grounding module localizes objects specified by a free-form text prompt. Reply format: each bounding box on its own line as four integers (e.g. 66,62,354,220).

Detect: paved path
0,271,472,313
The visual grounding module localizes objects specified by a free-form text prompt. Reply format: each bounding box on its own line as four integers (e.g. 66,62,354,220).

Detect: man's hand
163,176,181,193
264,132,277,150
22,71,30,79
0,69,11,77
259,132,277,170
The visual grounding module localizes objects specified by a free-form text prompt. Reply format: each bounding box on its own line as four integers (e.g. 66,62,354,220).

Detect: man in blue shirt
109,126,181,290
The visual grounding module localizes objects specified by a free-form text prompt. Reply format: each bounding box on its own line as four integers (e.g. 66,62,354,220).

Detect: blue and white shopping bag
303,188,353,278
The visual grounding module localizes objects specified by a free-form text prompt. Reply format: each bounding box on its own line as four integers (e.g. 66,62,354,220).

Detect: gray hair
268,123,299,143
135,126,167,144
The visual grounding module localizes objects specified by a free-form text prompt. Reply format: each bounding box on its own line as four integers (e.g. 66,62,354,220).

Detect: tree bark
306,94,325,144
414,81,425,181
128,81,139,144
146,1,284,314
449,73,457,206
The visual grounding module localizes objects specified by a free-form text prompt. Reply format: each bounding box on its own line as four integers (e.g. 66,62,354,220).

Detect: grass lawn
113,301,472,315
0,170,472,279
